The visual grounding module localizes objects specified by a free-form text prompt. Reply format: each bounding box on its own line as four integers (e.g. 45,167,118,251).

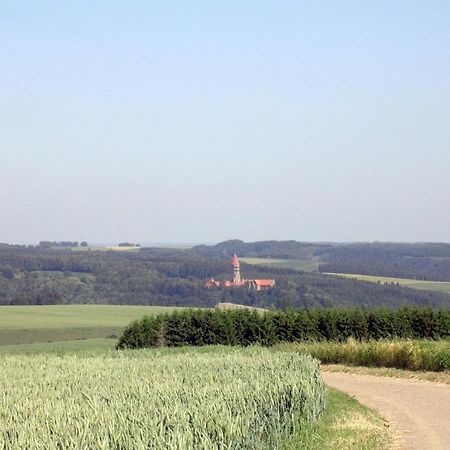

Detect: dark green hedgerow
117,307,450,349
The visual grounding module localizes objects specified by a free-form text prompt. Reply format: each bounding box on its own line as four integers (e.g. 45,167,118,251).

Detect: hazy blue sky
1,1,449,244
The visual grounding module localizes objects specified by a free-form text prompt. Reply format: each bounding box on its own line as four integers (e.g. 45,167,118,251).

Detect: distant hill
192,239,331,260
318,242,450,281
1,242,450,309
192,240,450,282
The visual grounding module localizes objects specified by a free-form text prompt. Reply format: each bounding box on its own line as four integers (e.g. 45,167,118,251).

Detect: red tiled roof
231,254,240,266
204,278,221,288
253,279,275,286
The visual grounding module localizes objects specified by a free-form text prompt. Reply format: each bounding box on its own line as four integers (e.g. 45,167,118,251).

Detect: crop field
240,257,320,272
0,347,325,449
0,305,390,447
0,305,182,347
0,305,181,329
67,245,141,252
325,273,450,294
0,338,116,355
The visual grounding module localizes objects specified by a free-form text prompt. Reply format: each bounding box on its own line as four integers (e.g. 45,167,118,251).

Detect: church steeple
231,254,241,283
205,253,275,291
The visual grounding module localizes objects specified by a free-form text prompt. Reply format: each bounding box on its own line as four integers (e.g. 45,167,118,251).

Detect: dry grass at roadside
277,340,450,372
322,364,450,384
285,388,389,450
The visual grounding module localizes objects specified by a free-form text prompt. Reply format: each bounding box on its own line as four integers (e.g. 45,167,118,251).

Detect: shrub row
117,307,450,349
284,340,450,371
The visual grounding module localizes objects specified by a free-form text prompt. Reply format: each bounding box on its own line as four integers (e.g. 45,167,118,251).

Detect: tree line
117,306,450,349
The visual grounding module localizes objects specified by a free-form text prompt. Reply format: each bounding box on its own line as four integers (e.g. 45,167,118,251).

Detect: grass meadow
290,388,389,450
325,273,450,294
0,305,181,347
0,338,116,355
69,245,142,252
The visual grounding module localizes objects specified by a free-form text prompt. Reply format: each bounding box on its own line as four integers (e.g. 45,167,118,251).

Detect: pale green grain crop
0,347,324,449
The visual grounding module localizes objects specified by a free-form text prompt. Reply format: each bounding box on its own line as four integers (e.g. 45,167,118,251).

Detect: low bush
284,339,450,372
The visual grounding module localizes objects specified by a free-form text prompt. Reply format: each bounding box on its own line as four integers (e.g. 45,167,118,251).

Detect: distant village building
205,254,275,291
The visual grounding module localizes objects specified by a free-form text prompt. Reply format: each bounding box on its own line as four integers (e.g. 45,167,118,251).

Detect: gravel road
322,371,450,450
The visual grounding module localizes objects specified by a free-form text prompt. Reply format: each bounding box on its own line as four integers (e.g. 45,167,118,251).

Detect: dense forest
192,239,328,260
1,243,450,308
193,240,450,281
318,243,450,281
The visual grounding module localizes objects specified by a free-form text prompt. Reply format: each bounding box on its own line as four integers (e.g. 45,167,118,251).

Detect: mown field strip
0,338,116,354
0,327,122,346
0,305,181,329
0,305,185,346
325,273,450,293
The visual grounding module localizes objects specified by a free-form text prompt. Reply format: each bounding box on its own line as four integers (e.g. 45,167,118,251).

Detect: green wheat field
0,305,181,351
0,347,325,449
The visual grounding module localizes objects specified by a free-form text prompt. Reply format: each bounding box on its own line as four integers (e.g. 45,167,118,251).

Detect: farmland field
325,273,450,294
69,245,142,252
0,347,325,449
0,338,116,355
0,305,182,346
0,305,390,448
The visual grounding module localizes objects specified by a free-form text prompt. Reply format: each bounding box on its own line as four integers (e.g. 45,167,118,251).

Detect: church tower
231,254,241,283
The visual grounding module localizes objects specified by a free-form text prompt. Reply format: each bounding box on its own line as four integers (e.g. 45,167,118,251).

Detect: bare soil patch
322,364,450,385
215,302,269,312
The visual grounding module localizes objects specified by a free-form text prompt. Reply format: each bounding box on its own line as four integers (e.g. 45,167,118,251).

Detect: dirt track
322,371,450,450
